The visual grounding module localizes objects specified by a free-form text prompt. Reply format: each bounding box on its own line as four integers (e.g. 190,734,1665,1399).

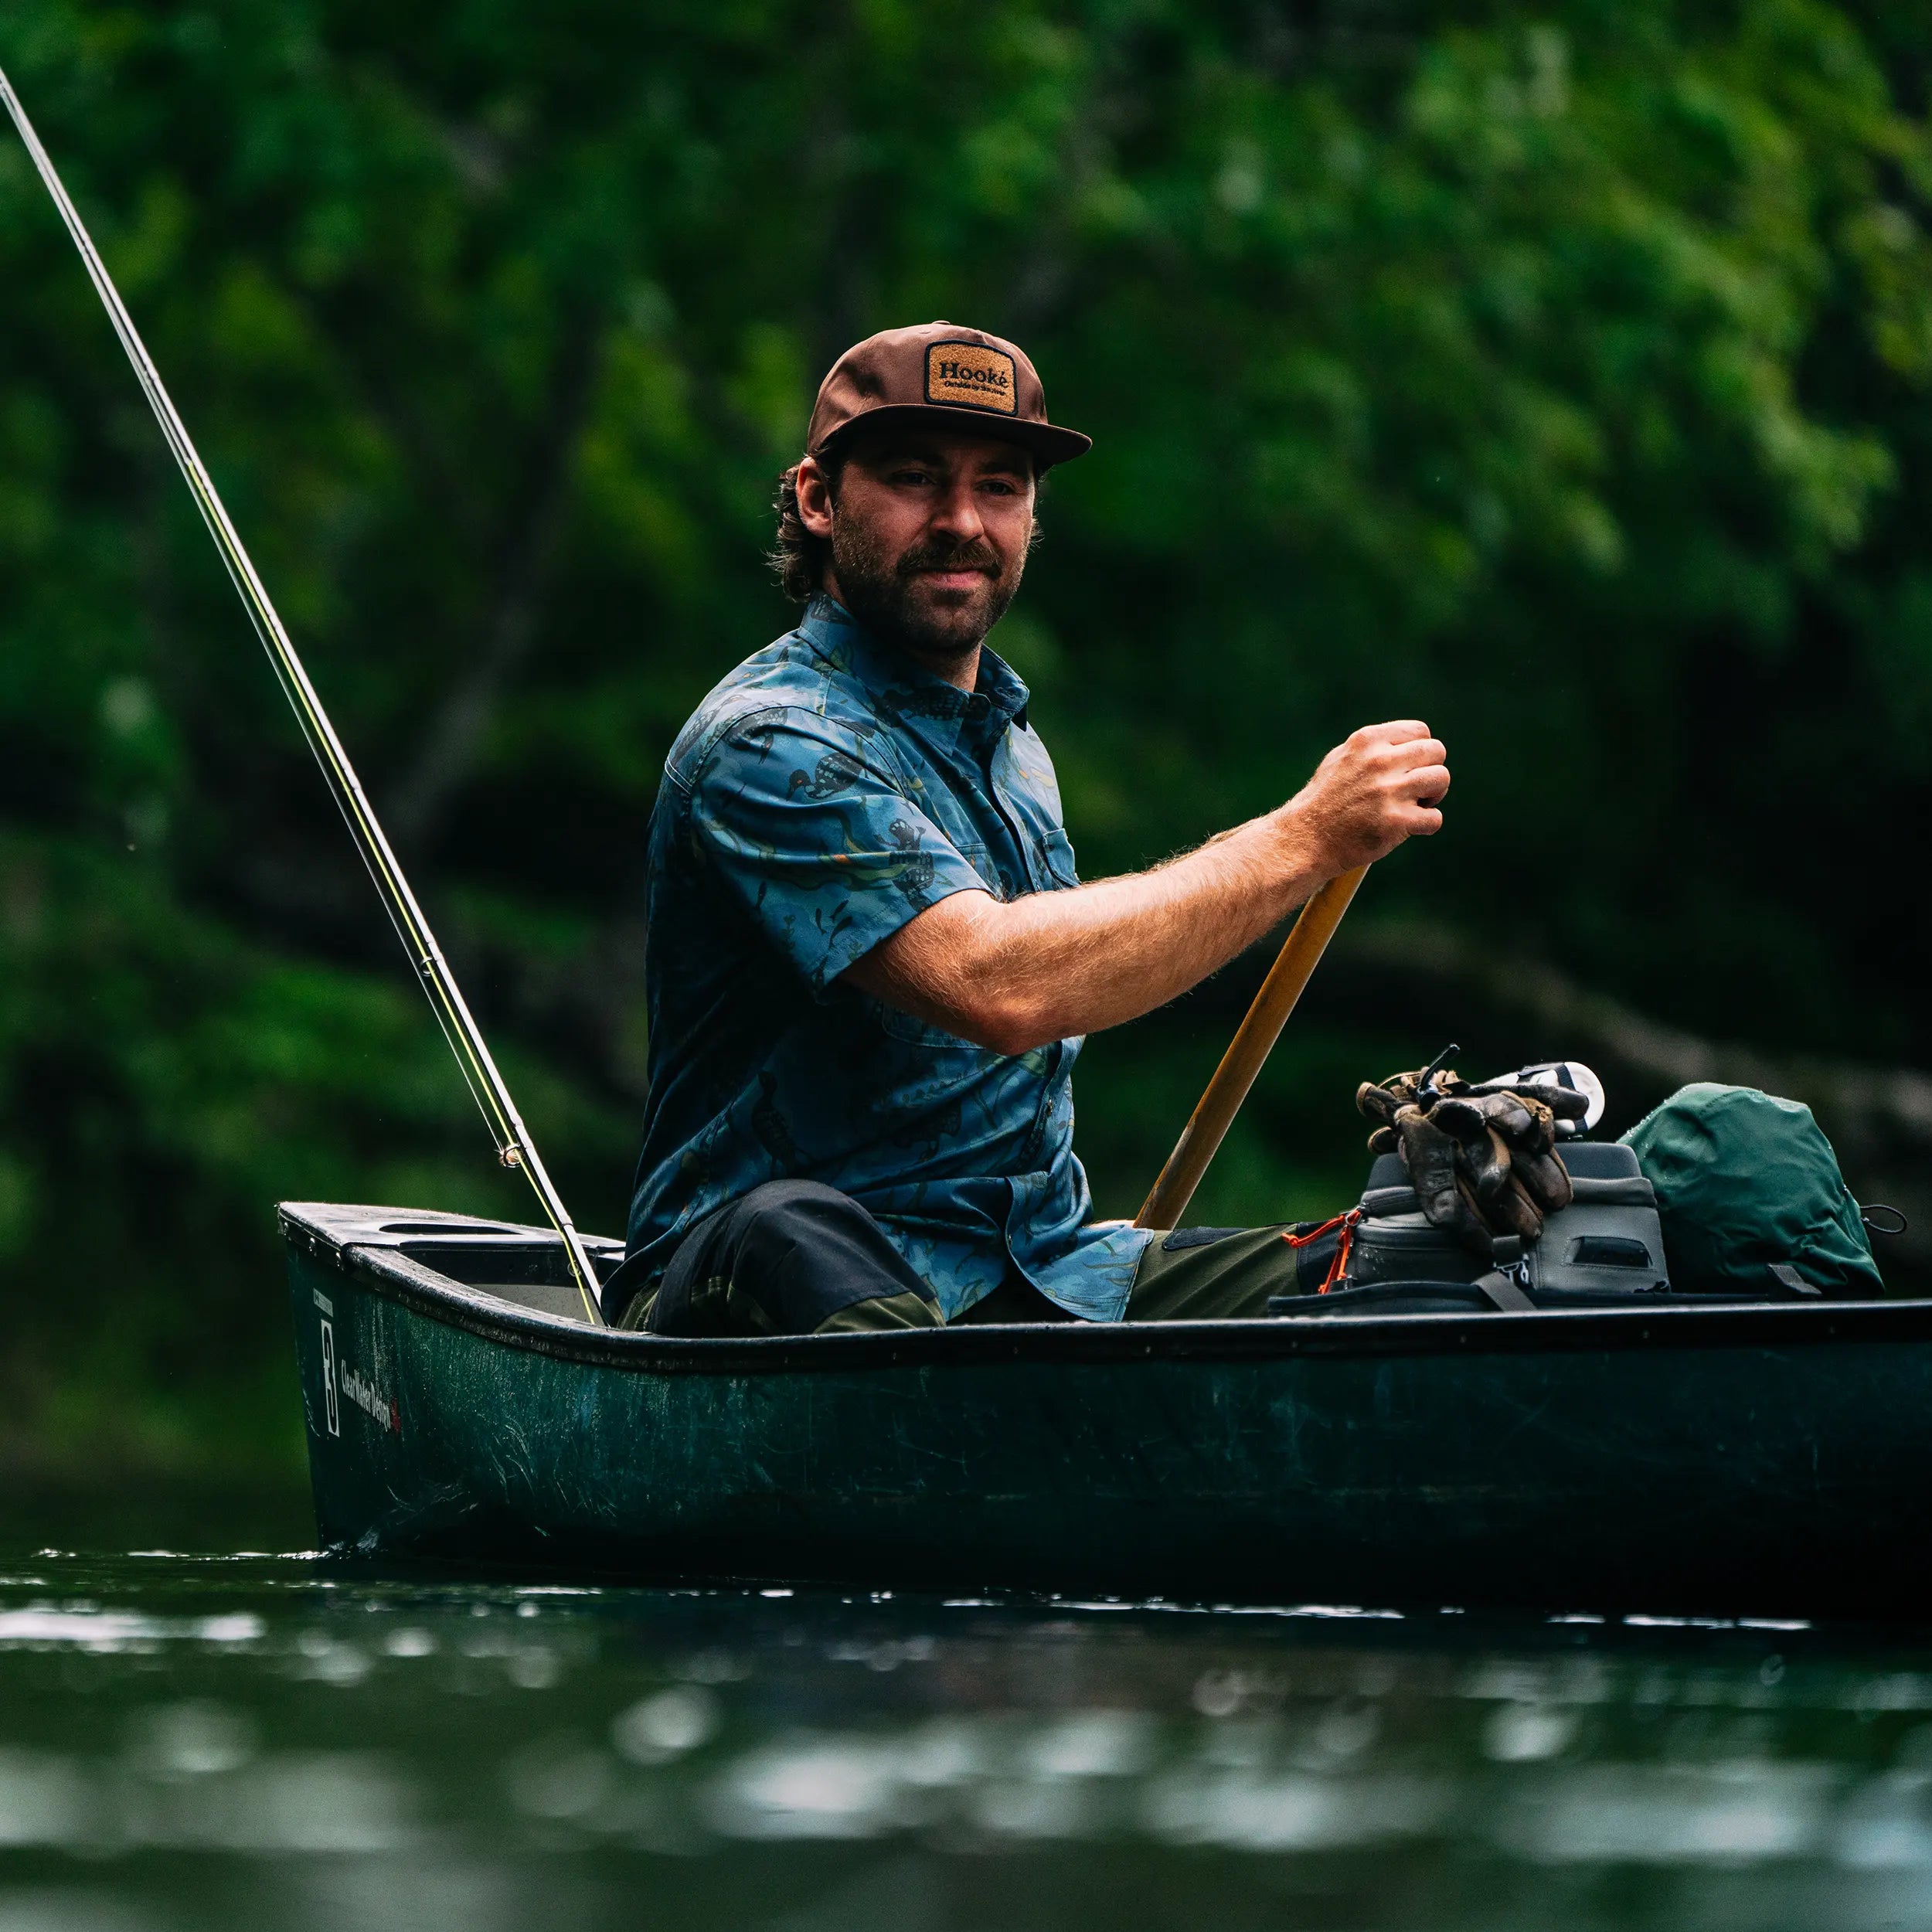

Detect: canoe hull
284,1205,1932,1615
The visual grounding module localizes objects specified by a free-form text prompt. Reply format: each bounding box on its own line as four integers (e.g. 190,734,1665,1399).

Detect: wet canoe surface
281,1202,1932,1617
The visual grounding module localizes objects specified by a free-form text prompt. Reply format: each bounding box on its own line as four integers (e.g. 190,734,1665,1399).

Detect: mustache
896,538,1002,579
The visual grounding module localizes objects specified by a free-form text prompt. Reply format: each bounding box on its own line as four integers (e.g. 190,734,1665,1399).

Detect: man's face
799,429,1036,665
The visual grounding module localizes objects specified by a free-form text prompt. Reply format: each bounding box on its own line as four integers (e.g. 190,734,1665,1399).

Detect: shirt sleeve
687,706,991,992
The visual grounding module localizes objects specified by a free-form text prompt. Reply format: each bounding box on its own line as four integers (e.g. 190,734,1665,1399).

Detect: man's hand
1275,721,1450,877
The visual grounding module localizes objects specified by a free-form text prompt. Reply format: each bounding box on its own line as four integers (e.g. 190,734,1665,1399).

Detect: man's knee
647,1181,940,1337
724,1179,875,1272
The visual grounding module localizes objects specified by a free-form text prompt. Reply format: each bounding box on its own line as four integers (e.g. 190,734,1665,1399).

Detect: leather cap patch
925,341,1018,416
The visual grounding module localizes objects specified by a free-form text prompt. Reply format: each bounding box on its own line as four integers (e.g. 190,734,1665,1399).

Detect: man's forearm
849,807,1321,1053
844,718,1449,1053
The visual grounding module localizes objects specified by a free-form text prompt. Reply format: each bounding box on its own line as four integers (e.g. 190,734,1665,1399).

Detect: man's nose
929,478,987,545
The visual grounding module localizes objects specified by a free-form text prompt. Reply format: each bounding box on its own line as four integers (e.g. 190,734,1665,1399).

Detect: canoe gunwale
280,1199,1931,1379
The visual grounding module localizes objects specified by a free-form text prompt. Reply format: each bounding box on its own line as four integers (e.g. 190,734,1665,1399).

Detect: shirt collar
799,596,1031,736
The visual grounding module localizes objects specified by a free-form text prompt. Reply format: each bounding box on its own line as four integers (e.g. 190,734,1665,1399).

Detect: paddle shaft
1134,866,1369,1230
0,67,606,1325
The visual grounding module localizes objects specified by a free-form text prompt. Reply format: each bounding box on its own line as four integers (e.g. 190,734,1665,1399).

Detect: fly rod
0,66,607,1325
1135,866,1368,1230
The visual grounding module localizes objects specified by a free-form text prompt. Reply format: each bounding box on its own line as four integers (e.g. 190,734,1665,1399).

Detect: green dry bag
1619,1083,1883,1298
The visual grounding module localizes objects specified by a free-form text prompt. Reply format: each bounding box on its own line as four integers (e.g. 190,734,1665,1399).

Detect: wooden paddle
1134,865,1369,1230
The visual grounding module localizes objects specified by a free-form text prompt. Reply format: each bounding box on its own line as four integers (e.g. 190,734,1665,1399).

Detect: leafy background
2,0,1930,1478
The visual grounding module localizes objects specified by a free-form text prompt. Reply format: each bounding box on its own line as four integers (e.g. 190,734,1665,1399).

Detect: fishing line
0,65,607,1325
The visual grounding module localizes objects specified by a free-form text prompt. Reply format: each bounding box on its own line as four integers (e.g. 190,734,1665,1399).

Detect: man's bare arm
842,719,1450,1055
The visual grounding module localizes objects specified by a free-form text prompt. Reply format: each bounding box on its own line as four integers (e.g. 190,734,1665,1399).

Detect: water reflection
0,1549,1930,1927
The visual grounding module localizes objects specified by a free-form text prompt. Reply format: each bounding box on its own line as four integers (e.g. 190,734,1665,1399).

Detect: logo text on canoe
338,1357,399,1435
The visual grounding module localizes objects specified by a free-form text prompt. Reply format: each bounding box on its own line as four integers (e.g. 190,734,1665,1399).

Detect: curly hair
770,457,845,604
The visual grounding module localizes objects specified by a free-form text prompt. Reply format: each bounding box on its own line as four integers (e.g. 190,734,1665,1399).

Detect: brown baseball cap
805,321,1091,469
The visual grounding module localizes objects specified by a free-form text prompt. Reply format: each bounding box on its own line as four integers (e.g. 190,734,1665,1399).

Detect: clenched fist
1281,720,1449,875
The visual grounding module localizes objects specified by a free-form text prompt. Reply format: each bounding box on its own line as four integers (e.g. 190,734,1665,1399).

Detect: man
611,321,1449,1334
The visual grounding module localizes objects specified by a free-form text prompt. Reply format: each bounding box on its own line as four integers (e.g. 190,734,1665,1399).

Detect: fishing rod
0,66,607,1325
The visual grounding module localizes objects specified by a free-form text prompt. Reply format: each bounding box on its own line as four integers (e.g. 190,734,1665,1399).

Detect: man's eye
890,469,935,487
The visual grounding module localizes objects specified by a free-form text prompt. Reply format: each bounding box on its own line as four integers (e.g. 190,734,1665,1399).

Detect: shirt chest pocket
989,778,1078,893
920,835,1015,903
957,826,1060,902
1034,825,1080,889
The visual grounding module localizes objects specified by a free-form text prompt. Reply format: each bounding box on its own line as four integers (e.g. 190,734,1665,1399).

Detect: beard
828,516,1027,665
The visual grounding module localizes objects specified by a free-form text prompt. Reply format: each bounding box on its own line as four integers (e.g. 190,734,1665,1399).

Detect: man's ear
795,456,837,539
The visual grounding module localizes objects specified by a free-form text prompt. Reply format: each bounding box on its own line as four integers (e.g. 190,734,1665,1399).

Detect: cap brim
813,403,1091,469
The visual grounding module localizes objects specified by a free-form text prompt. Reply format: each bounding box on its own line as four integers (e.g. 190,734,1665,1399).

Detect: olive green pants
1123,1223,1325,1319
957,1223,1326,1325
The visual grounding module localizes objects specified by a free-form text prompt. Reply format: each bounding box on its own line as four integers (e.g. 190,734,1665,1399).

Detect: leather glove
1475,1090,1574,1216
1358,1079,1487,1250
1357,1069,1576,1254
1393,1102,1491,1247
1434,1090,1574,1219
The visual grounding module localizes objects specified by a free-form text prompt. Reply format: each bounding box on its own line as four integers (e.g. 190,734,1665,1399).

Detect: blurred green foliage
2,0,1930,1469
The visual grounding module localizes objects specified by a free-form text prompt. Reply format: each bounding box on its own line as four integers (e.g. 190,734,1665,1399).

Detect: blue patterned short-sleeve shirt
624,597,1153,1321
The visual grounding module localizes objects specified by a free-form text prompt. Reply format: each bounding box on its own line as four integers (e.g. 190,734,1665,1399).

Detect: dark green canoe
281,1200,1932,1617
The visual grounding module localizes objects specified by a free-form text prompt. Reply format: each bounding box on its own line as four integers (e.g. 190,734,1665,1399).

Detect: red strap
1282,1207,1361,1294
1281,1209,1351,1247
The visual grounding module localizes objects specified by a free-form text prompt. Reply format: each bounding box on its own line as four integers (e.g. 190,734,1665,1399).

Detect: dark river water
2,1494,1930,1931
